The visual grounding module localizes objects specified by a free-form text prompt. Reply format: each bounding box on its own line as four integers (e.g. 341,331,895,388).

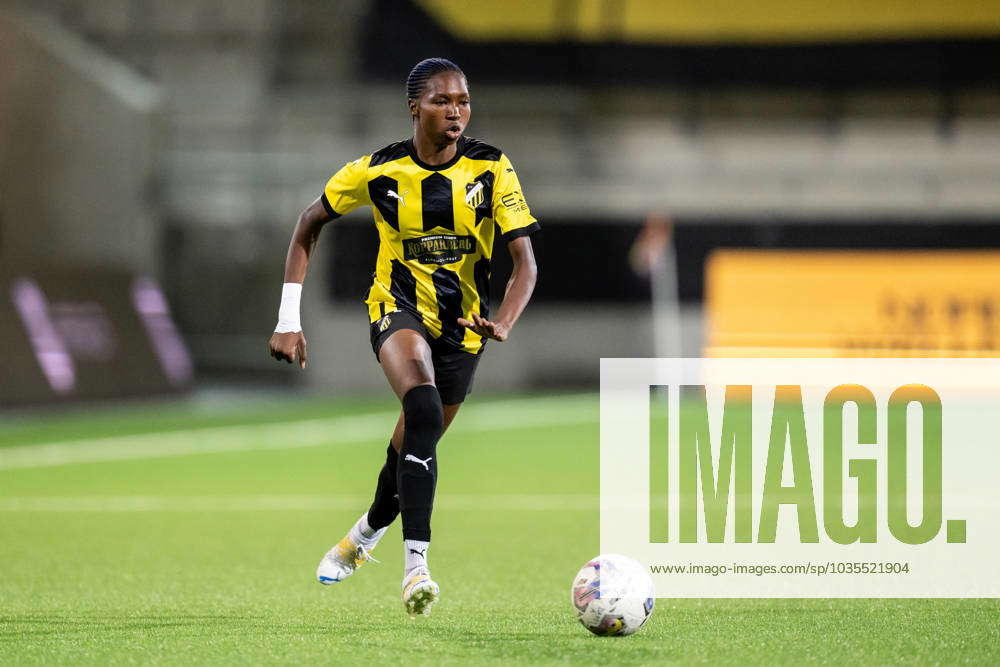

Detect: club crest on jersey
378,315,392,332
464,181,484,209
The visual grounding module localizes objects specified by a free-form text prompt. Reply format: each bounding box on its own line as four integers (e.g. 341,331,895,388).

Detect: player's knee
402,384,444,443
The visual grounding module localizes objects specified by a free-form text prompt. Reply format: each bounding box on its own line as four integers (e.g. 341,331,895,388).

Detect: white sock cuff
353,513,387,544
404,539,430,574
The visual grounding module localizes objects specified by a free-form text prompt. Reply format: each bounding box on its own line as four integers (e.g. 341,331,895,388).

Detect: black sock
397,384,442,542
365,443,400,531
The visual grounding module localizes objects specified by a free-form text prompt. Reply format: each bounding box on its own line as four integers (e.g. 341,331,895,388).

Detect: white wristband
275,282,303,333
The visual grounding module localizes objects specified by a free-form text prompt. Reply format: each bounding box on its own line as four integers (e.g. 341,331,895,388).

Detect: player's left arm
458,236,537,342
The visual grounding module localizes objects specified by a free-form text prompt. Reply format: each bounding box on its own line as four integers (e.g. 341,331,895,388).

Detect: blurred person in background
630,211,681,358
267,57,539,617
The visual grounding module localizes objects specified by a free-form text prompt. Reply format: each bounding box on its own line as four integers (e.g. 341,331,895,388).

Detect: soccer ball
570,554,655,636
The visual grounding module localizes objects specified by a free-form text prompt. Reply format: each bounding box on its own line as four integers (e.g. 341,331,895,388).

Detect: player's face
411,72,471,144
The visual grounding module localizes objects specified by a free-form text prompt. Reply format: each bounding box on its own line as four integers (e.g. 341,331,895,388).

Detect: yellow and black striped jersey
321,136,539,354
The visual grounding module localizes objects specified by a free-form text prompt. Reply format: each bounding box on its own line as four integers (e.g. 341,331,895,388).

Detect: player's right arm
268,197,335,368
268,156,371,369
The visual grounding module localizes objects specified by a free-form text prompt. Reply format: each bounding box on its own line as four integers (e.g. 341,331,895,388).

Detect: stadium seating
13,0,995,224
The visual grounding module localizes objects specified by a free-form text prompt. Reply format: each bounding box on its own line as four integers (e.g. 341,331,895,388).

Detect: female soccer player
267,58,539,617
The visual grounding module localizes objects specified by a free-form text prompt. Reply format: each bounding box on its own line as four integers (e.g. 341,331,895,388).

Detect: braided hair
406,58,465,106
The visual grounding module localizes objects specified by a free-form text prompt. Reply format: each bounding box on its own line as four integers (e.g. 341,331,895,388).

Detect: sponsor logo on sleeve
501,191,528,212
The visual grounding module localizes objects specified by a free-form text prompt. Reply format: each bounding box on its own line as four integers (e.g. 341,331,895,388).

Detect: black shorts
369,309,483,405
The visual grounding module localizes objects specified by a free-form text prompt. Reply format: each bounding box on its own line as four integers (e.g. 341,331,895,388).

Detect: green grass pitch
0,393,996,665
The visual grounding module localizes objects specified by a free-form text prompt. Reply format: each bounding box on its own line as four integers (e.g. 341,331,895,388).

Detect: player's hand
457,313,510,342
268,331,307,368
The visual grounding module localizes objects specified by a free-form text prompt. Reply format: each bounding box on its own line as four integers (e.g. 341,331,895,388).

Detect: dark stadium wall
0,268,194,407
0,13,191,407
362,0,1000,88
329,219,1000,307
0,12,162,275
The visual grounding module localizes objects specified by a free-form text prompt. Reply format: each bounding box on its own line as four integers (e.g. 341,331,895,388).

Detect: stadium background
1,1,999,663
4,0,1000,402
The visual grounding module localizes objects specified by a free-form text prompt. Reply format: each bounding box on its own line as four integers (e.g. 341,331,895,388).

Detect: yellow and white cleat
401,568,440,618
316,535,379,585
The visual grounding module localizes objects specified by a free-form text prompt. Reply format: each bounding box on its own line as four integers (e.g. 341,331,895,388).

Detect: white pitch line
0,494,599,513
0,394,597,471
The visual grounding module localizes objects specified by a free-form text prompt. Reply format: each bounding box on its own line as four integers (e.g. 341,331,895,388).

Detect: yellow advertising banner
705,250,1000,357
417,0,1000,44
